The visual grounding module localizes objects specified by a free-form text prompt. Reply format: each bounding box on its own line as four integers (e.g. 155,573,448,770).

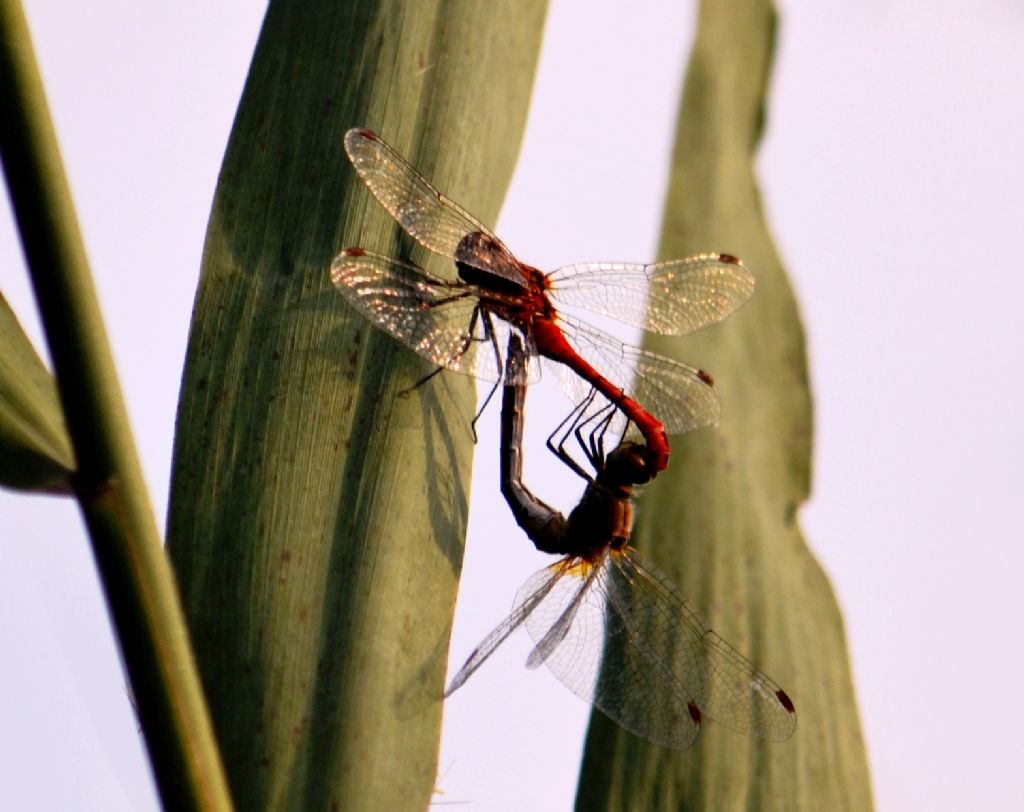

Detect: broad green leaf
576,1,874,810
166,2,548,809
0,291,73,492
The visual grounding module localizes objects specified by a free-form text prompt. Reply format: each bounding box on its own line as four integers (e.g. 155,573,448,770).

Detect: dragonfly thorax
563,483,635,560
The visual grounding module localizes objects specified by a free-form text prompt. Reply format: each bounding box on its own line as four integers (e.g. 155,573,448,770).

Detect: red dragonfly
445,334,796,749
332,128,755,472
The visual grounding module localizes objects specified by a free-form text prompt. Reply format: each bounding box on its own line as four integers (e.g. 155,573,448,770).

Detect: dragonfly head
602,441,652,491
454,231,529,294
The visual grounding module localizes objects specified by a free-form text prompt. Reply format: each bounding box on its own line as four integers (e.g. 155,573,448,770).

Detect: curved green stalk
0,0,233,808
165,2,548,809
576,1,874,809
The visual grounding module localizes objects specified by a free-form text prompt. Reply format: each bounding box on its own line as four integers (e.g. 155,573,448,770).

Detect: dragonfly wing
551,314,722,435
520,558,614,702
332,248,539,382
524,557,603,670
479,316,542,386
614,551,797,743
694,630,797,742
593,551,705,749
548,255,755,335
344,129,528,286
521,551,702,749
445,561,565,696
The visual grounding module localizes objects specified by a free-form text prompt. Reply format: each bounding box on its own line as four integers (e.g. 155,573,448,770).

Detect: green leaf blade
167,2,548,810
0,292,74,492
575,1,874,810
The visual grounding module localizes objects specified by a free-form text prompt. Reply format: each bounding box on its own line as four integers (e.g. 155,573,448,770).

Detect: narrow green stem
0,1,232,809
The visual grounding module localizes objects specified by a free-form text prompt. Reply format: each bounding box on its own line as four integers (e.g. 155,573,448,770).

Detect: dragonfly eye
455,230,502,261
453,231,526,295
454,230,511,277
605,441,652,486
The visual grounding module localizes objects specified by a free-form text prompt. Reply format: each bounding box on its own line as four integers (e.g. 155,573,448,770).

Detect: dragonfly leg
577,400,620,472
481,309,506,381
470,379,501,443
546,391,597,483
397,306,480,398
463,309,510,442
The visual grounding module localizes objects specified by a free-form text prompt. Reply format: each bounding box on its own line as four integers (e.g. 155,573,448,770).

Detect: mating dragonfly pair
331,128,795,749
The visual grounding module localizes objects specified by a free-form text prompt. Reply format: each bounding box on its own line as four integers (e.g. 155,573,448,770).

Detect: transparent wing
344,128,527,286
444,562,565,696
521,548,796,748
548,255,755,335
550,314,721,436
481,317,542,385
607,550,797,743
524,559,604,670
331,248,539,383
520,552,701,749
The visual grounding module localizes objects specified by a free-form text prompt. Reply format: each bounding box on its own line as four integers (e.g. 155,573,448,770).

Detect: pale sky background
2,1,1022,810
